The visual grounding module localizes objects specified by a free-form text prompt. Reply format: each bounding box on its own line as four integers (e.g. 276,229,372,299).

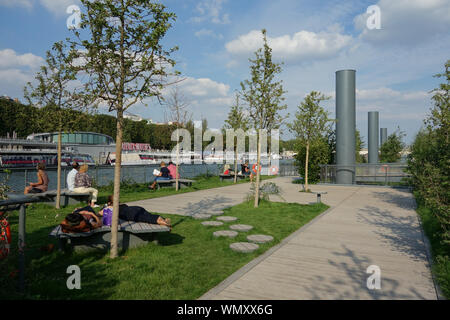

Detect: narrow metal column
18,204,26,292
368,111,379,164
380,128,387,146
335,70,356,184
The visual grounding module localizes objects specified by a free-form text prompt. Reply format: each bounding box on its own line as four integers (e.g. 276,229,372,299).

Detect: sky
0,0,449,145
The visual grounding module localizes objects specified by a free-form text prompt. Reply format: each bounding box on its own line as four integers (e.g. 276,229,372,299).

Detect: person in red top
167,161,179,179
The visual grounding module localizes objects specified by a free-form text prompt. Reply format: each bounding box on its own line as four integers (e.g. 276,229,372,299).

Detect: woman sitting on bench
24,163,49,194
149,161,171,190
99,195,172,230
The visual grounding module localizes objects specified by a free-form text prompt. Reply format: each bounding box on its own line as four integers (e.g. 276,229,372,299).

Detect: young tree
71,0,178,258
224,94,250,183
240,29,287,207
408,60,449,244
379,128,405,163
288,91,333,191
164,84,191,190
24,41,90,209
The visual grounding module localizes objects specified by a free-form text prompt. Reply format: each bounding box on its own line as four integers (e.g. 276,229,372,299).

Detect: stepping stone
213,230,238,238
201,221,224,227
247,234,274,244
230,242,259,253
229,224,253,232
208,211,224,216
192,213,212,220
216,216,238,222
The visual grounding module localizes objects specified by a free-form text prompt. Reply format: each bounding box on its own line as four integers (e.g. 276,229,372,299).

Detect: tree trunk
55,130,62,209
110,112,124,259
304,141,310,192
176,131,179,191
234,144,238,184
254,129,262,207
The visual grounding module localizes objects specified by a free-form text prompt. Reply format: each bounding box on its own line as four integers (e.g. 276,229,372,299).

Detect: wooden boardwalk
199,180,438,300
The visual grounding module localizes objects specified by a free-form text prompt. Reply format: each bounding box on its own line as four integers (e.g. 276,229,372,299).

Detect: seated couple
148,161,179,190
60,195,172,234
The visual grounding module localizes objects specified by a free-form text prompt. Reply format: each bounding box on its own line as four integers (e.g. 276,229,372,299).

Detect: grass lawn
0,194,328,299
415,193,450,299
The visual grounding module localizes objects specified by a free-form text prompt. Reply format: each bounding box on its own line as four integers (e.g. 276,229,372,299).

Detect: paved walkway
130,177,438,299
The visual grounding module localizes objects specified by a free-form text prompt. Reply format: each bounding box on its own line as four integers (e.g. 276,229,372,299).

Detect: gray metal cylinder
380,128,387,146
368,111,379,164
335,70,356,184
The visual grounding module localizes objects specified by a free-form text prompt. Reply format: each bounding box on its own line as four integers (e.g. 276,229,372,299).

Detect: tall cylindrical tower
368,111,379,164
380,128,387,146
335,70,356,184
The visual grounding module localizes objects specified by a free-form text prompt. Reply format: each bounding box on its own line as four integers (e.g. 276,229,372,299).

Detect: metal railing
319,163,411,186
1,160,298,192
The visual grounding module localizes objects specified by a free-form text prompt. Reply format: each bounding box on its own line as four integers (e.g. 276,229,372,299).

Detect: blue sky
1,0,449,145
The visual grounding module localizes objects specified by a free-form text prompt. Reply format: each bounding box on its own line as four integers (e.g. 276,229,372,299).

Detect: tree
224,93,250,183
240,29,287,207
408,60,449,244
294,138,330,184
379,128,405,163
71,0,178,258
164,84,191,190
355,129,366,163
288,91,332,191
24,41,90,209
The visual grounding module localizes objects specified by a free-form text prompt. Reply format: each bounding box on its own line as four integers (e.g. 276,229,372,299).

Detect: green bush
294,138,330,183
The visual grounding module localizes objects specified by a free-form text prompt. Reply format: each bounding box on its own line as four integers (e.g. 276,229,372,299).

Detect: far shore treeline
0,99,178,150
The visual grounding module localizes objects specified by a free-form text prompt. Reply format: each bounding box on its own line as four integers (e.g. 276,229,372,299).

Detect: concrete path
126,181,256,215
129,177,438,299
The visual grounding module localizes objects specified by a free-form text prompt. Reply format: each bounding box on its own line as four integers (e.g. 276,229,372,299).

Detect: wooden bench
311,191,328,203
28,189,91,206
49,219,170,252
155,179,194,190
219,174,247,182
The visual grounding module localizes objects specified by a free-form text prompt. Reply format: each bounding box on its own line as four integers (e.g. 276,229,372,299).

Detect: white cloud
39,0,79,16
225,29,353,63
190,0,230,24
0,49,44,69
194,29,223,40
0,0,33,9
354,0,450,45
0,0,79,15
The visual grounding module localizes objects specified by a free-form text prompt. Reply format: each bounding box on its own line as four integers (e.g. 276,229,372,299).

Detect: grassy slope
415,193,450,299
0,177,327,299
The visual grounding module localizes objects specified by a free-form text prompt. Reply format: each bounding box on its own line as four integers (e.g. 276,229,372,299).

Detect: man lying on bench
99,195,172,230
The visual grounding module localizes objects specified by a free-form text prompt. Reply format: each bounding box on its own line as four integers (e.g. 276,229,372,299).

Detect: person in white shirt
67,162,80,191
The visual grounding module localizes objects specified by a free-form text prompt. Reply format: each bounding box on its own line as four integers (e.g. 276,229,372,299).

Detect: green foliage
379,128,406,163
294,138,330,183
0,170,11,201
240,29,287,131
288,91,333,187
415,192,450,298
408,60,450,246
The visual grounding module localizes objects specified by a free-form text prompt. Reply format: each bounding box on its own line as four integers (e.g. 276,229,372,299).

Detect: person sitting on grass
99,195,172,230
149,161,171,190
